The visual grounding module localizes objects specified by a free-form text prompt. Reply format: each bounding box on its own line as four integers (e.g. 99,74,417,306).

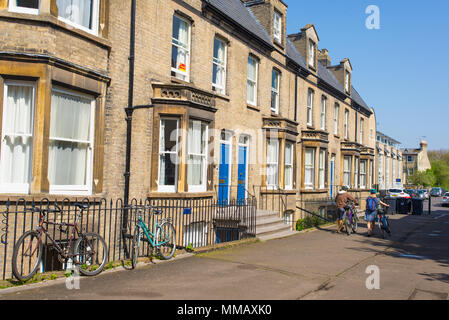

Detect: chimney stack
318,48,331,67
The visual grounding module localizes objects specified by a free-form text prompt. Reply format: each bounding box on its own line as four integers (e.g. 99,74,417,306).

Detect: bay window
266,139,279,189
9,0,39,14
360,160,367,189
318,149,325,189
354,157,359,188
304,148,315,189
271,70,280,114
171,14,191,82
212,37,227,94
284,142,293,190
187,120,208,192
48,88,95,195
57,0,100,35
343,156,352,188
0,82,35,193
158,118,179,192
247,56,258,105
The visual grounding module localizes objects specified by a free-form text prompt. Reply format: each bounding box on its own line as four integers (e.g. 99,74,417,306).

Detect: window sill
171,76,191,85
334,134,340,139
148,191,215,199
0,11,111,49
300,189,328,194
247,104,260,112
0,194,102,204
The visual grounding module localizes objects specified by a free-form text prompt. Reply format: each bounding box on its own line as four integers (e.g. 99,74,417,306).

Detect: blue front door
218,143,230,205
237,146,247,204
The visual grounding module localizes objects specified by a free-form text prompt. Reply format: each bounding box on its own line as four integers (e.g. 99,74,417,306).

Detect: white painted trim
9,1,40,15
57,0,100,36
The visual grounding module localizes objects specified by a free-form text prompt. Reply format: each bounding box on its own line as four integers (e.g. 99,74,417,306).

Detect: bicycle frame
29,211,87,262
135,212,170,248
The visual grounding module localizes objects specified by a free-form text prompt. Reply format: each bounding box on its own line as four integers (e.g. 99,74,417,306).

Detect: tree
408,169,436,188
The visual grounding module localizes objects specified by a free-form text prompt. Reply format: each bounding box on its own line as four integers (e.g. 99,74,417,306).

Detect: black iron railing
0,197,257,280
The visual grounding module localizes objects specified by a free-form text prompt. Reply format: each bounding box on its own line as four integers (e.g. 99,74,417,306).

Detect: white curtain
266,140,278,187
247,57,256,103
284,143,292,188
213,38,225,89
319,150,325,189
1,85,34,185
48,90,92,187
343,156,351,187
305,149,314,187
57,0,93,29
172,16,188,73
187,121,205,187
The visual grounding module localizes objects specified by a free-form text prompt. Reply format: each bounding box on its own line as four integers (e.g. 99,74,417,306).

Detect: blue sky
284,0,449,150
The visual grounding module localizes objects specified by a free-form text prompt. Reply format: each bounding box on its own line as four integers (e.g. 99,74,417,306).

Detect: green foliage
296,215,327,232
185,243,195,253
408,169,436,187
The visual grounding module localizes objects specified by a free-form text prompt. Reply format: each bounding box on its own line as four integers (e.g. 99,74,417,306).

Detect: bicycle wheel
378,219,385,239
344,217,352,236
155,222,176,260
12,230,43,281
385,217,392,236
74,232,108,276
352,213,358,233
131,226,141,269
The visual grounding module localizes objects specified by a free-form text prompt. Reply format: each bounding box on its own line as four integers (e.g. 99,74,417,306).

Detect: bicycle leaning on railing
129,204,176,269
343,200,359,236
11,203,108,281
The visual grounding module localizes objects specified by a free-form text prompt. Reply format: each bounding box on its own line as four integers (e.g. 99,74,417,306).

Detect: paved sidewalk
1,200,448,300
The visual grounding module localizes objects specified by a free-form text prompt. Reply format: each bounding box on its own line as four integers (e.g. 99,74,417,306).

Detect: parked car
418,189,429,199
442,193,449,207
416,190,427,200
405,189,419,198
430,187,444,197
387,188,411,198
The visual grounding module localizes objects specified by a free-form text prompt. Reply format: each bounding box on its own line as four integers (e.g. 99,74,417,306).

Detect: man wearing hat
335,186,359,234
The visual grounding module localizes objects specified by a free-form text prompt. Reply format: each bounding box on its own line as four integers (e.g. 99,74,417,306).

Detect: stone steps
256,210,297,241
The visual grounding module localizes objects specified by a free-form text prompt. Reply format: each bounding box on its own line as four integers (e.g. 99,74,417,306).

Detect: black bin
383,197,397,214
397,198,411,214
412,198,424,215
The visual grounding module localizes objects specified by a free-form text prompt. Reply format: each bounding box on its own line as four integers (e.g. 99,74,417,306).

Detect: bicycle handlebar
26,205,62,214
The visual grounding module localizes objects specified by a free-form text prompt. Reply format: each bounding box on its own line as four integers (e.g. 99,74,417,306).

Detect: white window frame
273,11,282,44
304,148,315,190
344,109,349,139
345,70,350,93
360,160,367,189
187,120,208,193
0,81,36,194
320,96,326,130
334,103,339,135
354,157,359,189
266,139,279,190
49,87,95,195
212,37,227,94
247,56,258,106
57,0,100,36
318,149,325,189
271,69,280,114
284,142,293,190
308,39,315,68
307,89,313,126
9,0,40,14
343,156,352,188
158,118,179,193
171,14,191,82
238,134,250,199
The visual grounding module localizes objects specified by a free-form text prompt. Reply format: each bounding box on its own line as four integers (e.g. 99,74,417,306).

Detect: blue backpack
366,197,377,211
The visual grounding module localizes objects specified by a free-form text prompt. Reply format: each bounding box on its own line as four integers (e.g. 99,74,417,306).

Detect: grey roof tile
205,0,272,46
286,39,307,69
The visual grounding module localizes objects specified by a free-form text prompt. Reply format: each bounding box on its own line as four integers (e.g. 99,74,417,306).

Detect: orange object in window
179,63,186,72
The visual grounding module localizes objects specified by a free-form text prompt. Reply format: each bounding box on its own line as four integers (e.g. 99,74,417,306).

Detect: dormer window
344,70,350,93
308,40,316,68
273,11,282,44
9,0,39,14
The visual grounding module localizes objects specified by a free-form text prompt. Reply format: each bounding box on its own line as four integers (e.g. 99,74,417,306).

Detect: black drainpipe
123,0,136,231
294,73,298,122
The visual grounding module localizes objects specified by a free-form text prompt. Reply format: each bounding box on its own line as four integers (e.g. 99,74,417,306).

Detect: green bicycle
129,205,176,269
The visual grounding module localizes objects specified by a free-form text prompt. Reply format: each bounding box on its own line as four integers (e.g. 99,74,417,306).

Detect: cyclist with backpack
365,189,390,236
335,186,359,234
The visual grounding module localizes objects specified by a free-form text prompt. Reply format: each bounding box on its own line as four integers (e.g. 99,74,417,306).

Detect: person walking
365,189,390,236
335,186,359,234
